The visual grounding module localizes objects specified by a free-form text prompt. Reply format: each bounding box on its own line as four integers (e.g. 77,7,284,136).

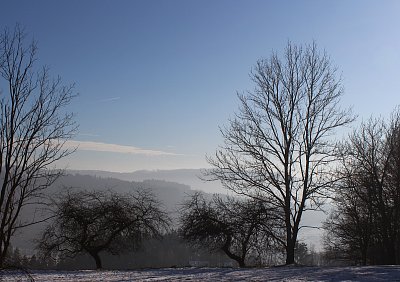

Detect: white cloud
64,140,180,156
98,97,121,103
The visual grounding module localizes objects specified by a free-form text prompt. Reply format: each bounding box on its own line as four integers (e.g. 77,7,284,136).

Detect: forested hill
66,168,225,194
12,172,206,254
51,173,196,214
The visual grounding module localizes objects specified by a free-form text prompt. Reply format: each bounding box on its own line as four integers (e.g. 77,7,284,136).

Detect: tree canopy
38,189,169,269
180,193,280,267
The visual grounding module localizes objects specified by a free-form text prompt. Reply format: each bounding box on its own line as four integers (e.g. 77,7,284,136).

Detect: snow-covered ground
1,266,400,281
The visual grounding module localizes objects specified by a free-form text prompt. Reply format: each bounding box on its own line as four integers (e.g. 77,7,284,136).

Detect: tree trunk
286,239,295,265
223,249,246,268
384,241,396,265
221,239,246,268
0,254,4,269
0,241,10,268
89,251,102,269
285,203,296,265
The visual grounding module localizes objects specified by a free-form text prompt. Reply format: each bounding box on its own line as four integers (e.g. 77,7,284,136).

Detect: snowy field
1,266,400,281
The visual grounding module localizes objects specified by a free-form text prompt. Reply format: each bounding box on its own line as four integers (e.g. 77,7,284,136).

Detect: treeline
5,232,233,270
324,110,400,265
5,231,321,270
4,247,55,270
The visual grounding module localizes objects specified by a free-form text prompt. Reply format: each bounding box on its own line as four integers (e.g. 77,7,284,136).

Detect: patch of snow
1,266,400,281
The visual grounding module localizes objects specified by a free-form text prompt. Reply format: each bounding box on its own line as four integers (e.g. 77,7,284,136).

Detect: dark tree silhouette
38,189,169,269
180,192,280,267
206,42,353,264
0,25,76,268
325,110,400,265
323,194,372,265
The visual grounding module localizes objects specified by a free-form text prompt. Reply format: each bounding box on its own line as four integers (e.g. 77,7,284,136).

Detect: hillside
11,173,203,254
66,169,226,194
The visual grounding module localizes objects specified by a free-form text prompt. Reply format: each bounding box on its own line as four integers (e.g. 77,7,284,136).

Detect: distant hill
50,173,195,214
11,172,211,254
66,168,226,194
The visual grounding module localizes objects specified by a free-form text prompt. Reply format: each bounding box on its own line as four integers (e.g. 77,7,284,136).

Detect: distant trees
206,42,353,264
0,25,76,268
180,193,281,267
38,190,169,269
5,246,55,270
324,110,400,265
294,241,318,266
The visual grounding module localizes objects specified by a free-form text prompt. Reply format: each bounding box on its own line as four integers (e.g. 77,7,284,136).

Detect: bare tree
206,42,353,264
38,189,169,269
0,25,76,268
325,111,400,265
180,193,280,267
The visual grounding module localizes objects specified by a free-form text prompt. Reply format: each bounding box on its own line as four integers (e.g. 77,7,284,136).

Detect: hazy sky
1,0,400,172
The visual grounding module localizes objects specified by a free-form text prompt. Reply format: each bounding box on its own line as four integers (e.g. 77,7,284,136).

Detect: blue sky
1,0,400,172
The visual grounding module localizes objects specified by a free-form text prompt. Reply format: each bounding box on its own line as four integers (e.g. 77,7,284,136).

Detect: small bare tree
0,25,76,268
180,193,280,267
206,42,354,264
38,189,169,269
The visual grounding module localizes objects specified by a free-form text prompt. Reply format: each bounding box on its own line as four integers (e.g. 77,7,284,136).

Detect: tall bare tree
0,25,76,268
206,42,353,264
